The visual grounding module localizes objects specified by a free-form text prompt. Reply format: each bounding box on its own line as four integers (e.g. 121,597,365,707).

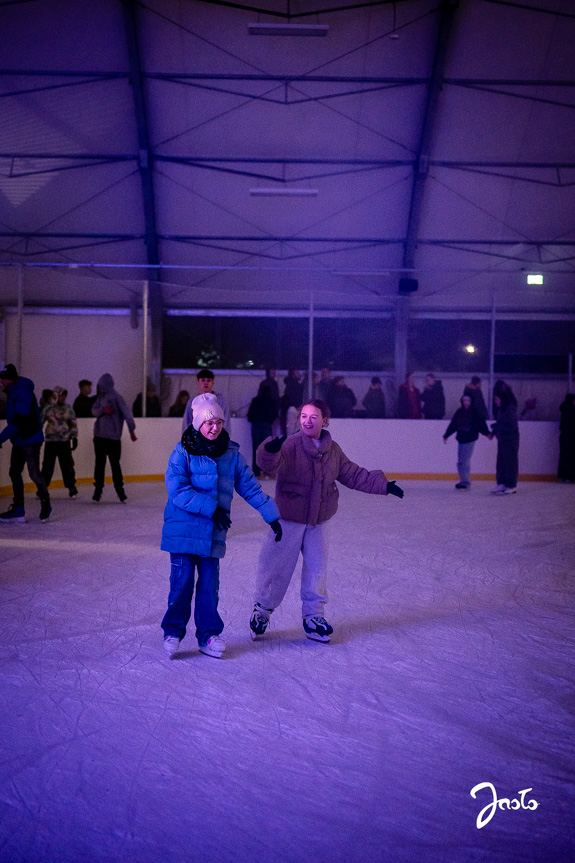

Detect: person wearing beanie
0,364,52,524
41,387,79,498
161,392,282,660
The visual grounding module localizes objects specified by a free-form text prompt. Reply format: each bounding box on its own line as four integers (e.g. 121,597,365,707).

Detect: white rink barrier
0,418,560,495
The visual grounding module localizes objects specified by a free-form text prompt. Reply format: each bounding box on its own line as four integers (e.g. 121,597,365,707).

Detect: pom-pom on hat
191,393,225,431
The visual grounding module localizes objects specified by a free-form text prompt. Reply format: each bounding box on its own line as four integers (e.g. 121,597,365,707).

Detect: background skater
250,399,404,644
0,364,52,524
443,394,490,489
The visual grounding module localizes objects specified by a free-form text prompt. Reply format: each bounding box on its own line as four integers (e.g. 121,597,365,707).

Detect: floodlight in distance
465,344,476,354
527,274,543,285
250,187,318,196
248,23,329,36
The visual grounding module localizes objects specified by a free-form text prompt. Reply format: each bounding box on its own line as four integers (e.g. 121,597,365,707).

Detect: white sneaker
199,635,226,658
490,484,506,495
163,635,180,657
501,486,517,495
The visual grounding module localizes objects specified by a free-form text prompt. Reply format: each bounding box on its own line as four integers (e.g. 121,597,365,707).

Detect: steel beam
120,0,163,387
396,0,460,386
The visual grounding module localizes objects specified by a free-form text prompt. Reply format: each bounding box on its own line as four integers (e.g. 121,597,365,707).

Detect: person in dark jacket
463,376,488,420
0,363,51,523
280,369,304,435
421,373,445,419
362,376,386,418
558,393,575,482
488,383,519,495
327,376,357,418
73,379,96,418
397,373,422,419
168,390,190,418
247,383,278,477
160,393,281,659
443,394,490,489
91,373,137,503
132,381,162,417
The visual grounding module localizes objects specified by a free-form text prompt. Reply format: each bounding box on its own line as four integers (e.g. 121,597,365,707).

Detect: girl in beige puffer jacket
251,398,404,642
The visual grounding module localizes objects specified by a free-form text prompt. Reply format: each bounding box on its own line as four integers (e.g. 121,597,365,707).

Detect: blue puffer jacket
0,376,44,446
161,439,280,558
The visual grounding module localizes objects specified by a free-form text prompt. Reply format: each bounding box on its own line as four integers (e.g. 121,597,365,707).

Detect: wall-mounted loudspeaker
398,278,419,294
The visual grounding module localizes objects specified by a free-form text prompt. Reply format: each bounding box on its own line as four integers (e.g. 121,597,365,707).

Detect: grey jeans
255,519,330,618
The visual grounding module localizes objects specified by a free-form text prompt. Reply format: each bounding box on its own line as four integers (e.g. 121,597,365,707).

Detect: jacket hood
97,373,114,394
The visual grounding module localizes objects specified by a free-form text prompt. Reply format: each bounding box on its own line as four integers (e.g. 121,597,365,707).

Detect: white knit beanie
191,393,225,431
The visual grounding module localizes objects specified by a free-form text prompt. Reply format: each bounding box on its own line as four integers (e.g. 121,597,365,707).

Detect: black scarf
181,425,230,459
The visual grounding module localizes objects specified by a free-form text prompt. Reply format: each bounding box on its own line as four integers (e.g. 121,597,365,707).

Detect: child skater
161,393,282,659
250,398,404,643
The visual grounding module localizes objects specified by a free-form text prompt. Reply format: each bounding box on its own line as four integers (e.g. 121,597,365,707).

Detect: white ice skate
199,635,226,658
163,635,180,657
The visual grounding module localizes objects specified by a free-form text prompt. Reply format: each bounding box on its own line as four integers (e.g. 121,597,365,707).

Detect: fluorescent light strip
250,187,318,196
248,23,328,36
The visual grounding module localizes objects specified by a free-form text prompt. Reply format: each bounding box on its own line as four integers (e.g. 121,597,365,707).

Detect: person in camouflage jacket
41,386,79,498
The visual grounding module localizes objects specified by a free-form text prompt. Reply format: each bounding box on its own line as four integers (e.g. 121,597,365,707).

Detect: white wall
3,312,144,409
0,418,560,496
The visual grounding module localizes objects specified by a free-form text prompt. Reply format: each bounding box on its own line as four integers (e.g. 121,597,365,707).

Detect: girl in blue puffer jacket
161,393,282,659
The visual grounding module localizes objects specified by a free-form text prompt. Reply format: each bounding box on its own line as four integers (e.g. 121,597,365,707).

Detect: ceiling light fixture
527,274,543,285
249,187,318,196
248,23,328,36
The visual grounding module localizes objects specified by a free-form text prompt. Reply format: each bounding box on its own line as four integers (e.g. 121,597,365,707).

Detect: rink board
0,418,560,495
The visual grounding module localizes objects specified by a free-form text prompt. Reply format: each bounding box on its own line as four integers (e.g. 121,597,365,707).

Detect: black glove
71,438,78,451
269,519,282,542
212,506,232,530
387,480,404,499
264,435,287,453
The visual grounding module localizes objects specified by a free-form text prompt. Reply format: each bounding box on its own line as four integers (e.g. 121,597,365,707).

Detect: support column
395,295,409,389
307,293,314,401
16,264,24,372
489,292,496,421
121,0,163,391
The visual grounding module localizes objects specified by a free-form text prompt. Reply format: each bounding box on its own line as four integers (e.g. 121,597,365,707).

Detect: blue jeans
457,441,475,486
161,554,224,646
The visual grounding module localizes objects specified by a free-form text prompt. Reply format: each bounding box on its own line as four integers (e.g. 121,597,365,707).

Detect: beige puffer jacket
256,429,388,526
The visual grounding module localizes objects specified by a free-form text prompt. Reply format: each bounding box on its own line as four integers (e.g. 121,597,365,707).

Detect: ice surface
0,480,574,863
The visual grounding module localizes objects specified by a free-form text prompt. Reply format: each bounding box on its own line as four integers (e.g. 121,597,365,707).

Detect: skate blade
305,632,330,643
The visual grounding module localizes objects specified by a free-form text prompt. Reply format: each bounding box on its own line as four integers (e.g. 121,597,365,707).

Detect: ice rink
1,479,574,863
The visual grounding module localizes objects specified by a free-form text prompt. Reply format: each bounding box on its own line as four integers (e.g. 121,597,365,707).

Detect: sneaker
199,635,226,658
455,482,469,489
92,487,102,502
39,499,52,523
250,603,272,639
69,487,79,499
0,504,26,525
303,616,333,643
501,486,517,495
116,487,127,503
163,635,180,657
490,484,506,495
